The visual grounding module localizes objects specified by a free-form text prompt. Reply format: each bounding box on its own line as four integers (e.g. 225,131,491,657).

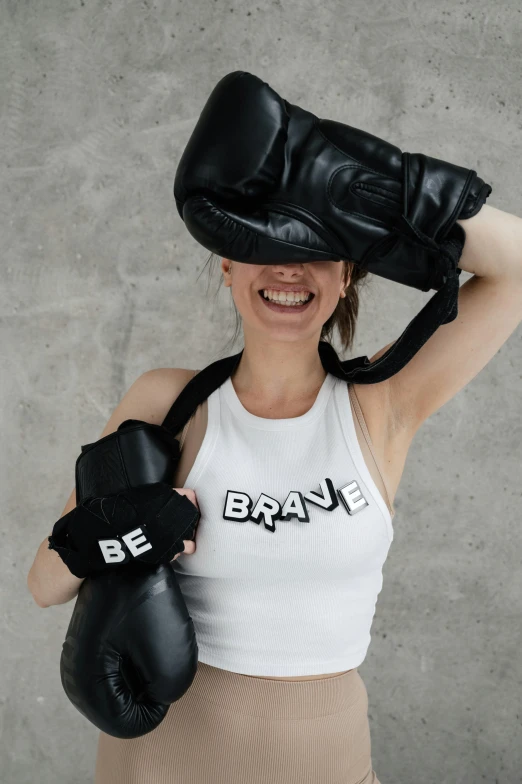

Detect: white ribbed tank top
173,371,394,677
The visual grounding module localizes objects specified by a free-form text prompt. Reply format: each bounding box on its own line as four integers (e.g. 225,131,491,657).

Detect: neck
232,333,327,403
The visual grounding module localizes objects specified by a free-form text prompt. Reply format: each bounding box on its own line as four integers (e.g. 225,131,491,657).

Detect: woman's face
221,258,350,343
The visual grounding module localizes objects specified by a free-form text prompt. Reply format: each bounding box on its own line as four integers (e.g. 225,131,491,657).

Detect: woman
28,203,522,783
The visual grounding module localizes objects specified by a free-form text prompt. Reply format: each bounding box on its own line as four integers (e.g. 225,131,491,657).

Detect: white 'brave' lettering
222,477,369,533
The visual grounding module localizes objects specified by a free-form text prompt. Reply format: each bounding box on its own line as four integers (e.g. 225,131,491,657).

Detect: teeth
262,289,311,305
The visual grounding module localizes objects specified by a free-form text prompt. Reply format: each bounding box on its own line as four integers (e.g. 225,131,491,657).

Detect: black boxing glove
54,420,200,740
60,561,198,738
48,482,200,579
175,70,491,288
174,71,492,384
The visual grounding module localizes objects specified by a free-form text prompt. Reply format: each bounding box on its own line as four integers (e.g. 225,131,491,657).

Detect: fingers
173,487,199,510
171,539,196,561
170,489,199,562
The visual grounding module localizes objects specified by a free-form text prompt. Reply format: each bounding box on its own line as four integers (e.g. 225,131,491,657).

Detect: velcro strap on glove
48,482,200,578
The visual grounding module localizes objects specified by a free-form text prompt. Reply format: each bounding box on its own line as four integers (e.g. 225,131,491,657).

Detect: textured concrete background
2,1,521,782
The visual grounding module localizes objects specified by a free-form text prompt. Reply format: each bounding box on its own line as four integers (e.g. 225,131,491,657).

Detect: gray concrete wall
2,1,521,782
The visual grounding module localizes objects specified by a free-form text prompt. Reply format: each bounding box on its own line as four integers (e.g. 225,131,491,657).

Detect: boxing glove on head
175,70,491,291
174,72,492,384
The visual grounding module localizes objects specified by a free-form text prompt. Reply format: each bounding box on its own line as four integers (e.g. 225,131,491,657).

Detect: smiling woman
50,59,515,784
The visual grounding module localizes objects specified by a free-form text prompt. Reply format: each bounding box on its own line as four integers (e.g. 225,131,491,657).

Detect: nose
270,262,306,274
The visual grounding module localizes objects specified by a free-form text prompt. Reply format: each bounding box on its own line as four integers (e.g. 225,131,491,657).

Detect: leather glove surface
175,70,491,293
174,71,492,384
48,482,200,578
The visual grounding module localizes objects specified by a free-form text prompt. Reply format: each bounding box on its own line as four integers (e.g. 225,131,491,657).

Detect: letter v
304,478,339,511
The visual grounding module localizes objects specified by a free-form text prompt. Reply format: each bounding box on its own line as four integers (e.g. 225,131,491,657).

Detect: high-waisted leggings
94,661,381,784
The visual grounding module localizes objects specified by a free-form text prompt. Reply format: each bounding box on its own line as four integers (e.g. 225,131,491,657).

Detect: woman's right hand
171,488,199,561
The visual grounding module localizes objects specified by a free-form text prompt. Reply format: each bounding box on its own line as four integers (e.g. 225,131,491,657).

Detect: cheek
230,285,258,318
319,287,341,311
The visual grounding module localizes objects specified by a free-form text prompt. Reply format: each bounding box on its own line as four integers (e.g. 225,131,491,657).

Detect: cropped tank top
172,372,394,677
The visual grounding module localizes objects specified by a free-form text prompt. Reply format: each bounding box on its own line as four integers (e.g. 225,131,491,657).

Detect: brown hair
197,253,371,356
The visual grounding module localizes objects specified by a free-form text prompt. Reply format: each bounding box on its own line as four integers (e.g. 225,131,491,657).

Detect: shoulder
136,367,198,418
140,367,196,394
350,341,413,447
97,367,197,439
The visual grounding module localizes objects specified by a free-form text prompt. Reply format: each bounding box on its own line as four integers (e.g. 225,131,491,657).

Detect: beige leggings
94,661,381,784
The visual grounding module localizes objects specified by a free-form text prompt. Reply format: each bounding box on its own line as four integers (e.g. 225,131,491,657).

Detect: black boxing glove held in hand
48,482,200,578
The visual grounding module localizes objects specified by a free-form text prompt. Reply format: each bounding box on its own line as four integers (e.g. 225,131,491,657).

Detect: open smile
258,290,315,313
